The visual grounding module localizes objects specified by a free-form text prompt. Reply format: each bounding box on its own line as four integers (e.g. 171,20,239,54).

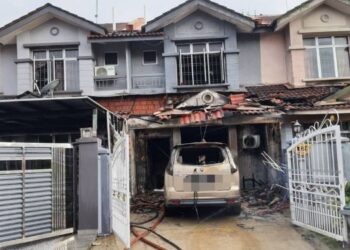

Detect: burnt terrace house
2,0,350,245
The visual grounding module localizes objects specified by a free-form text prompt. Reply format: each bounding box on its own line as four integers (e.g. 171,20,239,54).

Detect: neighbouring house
1,0,350,247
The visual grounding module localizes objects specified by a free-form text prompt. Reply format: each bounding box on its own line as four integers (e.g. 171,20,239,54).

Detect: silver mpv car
164,142,240,213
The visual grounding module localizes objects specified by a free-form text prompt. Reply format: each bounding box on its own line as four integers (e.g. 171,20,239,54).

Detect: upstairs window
33,48,79,91
143,51,157,65
304,36,350,79
105,52,118,65
177,42,225,86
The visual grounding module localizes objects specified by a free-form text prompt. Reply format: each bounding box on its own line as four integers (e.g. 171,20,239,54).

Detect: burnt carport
0,97,109,145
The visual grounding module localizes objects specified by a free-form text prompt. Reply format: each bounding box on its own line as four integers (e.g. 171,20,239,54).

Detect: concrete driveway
92,207,337,250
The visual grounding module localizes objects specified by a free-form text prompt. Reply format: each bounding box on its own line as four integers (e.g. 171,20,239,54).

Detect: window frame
177,41,225,86
32,48,78,91
104,52,119,66
303,36,350,79
142,50,158,65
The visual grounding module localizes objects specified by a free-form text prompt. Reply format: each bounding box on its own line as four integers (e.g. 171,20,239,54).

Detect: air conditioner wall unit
243,135,261,149
94,65,116,77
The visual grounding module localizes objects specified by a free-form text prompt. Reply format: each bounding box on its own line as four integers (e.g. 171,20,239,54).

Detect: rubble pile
242,185,289,216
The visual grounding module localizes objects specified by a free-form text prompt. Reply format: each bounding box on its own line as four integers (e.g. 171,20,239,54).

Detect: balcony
94,76,127,91
132,74,165,89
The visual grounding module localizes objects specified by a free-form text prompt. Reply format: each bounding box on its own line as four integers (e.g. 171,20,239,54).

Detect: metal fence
0,143,75,248
287,125,348,242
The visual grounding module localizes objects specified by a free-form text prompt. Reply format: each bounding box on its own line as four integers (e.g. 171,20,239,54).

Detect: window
177,146,225,165
304,36,350,79
177,42,225,85
33,48,79,91
143,51,157,65
105,52,118,65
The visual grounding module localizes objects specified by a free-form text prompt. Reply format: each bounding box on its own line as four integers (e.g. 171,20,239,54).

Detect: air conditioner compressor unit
94,65,116,77
243,135,261,149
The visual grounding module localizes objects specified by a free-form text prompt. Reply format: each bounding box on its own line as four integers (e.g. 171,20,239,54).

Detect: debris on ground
241,185,289,216
91,241,101,246
236,223,254,230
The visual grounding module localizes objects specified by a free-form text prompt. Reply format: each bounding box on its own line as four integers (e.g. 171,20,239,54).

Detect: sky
0,0,308,26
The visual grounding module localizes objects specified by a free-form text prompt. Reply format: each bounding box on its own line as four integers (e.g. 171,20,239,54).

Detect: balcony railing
94,76,127,91
132,74,165,89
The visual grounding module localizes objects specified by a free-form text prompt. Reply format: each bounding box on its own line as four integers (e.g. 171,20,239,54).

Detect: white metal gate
287,125,348,242
0,143,75,248
111,131,130,248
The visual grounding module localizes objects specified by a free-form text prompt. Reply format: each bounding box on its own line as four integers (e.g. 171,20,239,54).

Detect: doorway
147,137,171,190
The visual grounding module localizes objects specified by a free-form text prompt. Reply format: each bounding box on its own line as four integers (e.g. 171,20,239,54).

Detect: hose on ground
131,225,182,250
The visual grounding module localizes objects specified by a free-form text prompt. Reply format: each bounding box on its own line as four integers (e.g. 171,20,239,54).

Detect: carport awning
0,97,108,135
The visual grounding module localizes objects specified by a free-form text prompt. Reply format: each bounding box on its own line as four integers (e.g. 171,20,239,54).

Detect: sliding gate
0,143,75,248
287,125,348,242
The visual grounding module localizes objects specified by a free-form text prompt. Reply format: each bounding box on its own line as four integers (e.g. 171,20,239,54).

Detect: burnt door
147,138,171,190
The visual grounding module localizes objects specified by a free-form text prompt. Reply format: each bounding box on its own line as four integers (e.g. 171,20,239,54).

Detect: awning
0,97,108,135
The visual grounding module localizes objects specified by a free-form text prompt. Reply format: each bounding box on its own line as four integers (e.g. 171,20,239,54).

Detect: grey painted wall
130,42,164,75
76,138,99,231
0,10,264,97
237,34,261,86
14,18,93,95
163,11,240,92
0,45,17,95
93,43,127,78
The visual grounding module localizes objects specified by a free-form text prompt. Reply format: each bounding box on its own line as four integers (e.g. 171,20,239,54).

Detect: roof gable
0,3,106,42
274,0,350,31
144,0,255,33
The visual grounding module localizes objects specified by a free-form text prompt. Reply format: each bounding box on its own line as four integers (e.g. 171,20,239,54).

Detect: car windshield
177,146,225,165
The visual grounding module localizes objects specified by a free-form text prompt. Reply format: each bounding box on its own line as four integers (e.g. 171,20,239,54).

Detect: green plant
345,182,350,205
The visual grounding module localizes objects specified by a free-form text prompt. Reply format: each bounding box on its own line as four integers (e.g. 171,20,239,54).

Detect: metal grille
132,74,165,89
0,143,74,248
33,49,78,91
95,77,127,90
287,125,348,242
178,42,225,86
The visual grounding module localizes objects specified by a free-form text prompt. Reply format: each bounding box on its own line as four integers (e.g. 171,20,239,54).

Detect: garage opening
181,126,228,144
147,137,171,190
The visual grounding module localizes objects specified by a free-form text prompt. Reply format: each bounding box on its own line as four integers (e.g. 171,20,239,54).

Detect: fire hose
128,193,182,250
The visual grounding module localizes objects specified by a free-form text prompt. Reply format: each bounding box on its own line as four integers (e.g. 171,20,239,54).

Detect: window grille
177,42,225,86
33,48,79,91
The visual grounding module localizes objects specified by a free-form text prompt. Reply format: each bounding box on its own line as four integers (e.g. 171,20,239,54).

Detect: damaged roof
246,84,350,114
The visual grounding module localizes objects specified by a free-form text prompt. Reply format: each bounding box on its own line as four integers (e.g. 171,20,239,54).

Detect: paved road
93,207,334,250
